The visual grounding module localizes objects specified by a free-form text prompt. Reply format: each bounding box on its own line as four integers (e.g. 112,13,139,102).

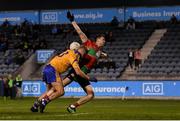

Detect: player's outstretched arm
74,66,90,80
72,21,88,43
67,11,88,43
74,67,98,82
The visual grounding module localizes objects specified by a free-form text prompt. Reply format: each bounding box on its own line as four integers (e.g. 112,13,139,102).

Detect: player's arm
67,11,88,43
72,21,88,43
69,54,89,80
70,58,97,82
73,66,89,80
73,64,97,82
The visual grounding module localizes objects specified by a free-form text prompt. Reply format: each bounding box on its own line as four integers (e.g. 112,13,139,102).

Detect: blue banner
126,6,180,21
0,11,39,25
36,49,55,64
22,81,45,97
1,6,180,25
22,80,180,97
40,8,123,24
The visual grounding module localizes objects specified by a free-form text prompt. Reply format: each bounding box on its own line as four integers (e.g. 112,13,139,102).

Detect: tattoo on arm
72,21,88,43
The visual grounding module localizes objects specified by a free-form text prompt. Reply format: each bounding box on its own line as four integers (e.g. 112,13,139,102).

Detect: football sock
33,100,40,109
71,103,80,108
42,95,51,106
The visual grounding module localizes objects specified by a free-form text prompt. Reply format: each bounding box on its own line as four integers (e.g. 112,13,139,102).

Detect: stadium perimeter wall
19,80,180,100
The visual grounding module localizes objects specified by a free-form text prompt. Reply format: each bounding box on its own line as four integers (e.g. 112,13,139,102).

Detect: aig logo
37,50,54,63
22,83,40,95
143,83,163,95
42,12,58,23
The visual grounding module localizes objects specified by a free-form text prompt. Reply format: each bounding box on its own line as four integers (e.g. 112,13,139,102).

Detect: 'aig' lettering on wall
143,83,163,95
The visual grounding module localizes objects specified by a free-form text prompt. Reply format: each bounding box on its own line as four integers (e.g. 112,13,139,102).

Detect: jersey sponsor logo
142,83,163,95
22,83,40,95
42,12,58,23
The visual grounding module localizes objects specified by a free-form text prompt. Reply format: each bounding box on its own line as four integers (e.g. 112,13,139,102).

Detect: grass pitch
0,97,180,120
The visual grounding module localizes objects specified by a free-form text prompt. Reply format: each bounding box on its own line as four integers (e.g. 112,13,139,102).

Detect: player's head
95,34,106,48
69,41,80,50
77,45,87,57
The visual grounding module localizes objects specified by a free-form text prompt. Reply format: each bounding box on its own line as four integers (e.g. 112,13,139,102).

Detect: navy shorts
42,64,61,84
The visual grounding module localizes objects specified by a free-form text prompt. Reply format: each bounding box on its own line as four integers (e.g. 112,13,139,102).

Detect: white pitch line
52,112,90,117
0,113,91,119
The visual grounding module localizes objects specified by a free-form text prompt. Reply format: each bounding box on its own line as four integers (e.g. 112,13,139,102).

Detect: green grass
0,97,180,120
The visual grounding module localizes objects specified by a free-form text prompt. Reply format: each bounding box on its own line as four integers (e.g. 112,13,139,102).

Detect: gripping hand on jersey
89,76,98,82
67,11,74,22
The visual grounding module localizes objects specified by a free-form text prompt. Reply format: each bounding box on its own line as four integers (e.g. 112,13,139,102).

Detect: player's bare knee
87,91,94,99
61,90,65,96
56,89,64,96
85,86,94,99
54,86,64,96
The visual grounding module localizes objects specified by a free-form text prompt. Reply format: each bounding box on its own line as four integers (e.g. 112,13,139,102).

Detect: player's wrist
87,76,90,80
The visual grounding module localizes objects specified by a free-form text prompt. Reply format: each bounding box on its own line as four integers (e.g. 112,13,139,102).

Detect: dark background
0,0,180,11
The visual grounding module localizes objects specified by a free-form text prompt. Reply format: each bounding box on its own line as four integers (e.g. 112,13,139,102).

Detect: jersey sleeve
69,53,80,69
83,40,92,47
83,54,97,69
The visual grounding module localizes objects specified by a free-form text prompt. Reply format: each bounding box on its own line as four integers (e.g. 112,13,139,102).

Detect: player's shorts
42,64,61,84
66,69,90,90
